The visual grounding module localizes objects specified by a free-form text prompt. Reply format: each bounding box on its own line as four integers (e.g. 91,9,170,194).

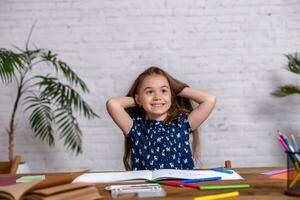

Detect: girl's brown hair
123,66,200,170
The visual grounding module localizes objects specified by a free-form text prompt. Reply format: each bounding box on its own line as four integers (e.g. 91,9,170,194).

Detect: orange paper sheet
270,171,297,180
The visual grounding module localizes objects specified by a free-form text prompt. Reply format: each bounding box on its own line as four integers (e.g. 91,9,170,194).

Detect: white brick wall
1,0,300,172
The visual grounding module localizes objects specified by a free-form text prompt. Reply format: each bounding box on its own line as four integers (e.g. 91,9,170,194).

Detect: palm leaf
41,50,89,92
35,75,98,119
24,95,55,146
285,53,300,74
0,49,25,83
54,108,82,154
272,85,300,97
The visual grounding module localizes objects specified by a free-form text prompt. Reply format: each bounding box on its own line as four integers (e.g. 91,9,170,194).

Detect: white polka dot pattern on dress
127,114,194,170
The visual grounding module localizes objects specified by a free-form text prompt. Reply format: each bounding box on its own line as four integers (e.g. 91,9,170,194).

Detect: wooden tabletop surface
95,167,299,200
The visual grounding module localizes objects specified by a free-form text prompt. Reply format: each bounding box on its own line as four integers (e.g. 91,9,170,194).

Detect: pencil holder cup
286,151,300,196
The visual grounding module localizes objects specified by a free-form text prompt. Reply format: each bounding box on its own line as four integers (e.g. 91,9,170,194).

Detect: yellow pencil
289,171,300,188
194,191,239,200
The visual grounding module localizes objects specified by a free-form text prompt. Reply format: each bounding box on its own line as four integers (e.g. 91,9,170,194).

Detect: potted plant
0,27,98,162
272,53,300,97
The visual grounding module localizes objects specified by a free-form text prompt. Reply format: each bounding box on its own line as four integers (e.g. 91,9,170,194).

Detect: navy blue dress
127,114,194,170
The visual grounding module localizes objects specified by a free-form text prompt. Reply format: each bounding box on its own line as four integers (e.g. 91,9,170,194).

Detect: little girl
106,66,216,170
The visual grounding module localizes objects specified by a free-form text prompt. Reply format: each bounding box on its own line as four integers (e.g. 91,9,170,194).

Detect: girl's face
135,74,172,121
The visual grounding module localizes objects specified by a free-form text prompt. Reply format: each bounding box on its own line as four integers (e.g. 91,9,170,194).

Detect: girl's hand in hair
178,87,216,130
170,77,189,95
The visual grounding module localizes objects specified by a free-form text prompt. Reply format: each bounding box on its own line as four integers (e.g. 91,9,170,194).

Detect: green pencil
147,179,161,184
200,184,250,190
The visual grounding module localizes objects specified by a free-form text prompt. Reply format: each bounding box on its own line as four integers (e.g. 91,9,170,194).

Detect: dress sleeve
180,114,192,134
127,117,137,138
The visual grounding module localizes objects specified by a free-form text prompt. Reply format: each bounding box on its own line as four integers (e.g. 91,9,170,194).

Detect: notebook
73,169,243,183
0,176,21,186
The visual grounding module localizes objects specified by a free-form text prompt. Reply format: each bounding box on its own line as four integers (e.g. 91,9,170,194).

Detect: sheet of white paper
73,170,152,183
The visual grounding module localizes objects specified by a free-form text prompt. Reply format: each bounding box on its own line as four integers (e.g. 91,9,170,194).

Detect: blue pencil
211,168,234,174
181,176,221,183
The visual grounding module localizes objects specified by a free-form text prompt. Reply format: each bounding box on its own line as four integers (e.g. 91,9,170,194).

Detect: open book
0,171,102,200
73,169,243,183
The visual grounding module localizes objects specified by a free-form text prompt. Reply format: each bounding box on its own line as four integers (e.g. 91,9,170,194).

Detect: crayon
200,184,250,191
194,191,239,200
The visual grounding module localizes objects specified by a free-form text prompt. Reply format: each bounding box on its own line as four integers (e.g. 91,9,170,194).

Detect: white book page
73,170,153,183
152,169,243,180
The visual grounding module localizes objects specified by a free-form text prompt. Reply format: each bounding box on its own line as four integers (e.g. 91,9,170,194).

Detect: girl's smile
151,103,165,107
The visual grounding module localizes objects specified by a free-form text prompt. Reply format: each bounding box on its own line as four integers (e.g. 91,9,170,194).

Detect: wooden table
95,167,298,200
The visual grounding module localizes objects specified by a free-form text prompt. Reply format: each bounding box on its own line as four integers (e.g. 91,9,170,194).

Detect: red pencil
161,181,183,187
181,183,200,189
161,181,200,189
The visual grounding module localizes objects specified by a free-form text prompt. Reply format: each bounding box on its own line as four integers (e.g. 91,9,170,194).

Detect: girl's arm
178,87,216,130
106,97,136,135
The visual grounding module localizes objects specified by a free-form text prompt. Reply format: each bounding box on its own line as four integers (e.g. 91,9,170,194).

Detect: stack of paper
0,171,102,200
262,168,298,180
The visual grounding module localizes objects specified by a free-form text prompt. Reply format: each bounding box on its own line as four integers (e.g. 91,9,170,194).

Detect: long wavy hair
123,66,200,170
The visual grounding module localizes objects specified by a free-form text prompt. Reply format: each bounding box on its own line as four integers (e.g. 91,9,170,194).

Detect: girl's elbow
208,93,216,106
106,98,117,111
207,94,216,111
106,99,111,109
